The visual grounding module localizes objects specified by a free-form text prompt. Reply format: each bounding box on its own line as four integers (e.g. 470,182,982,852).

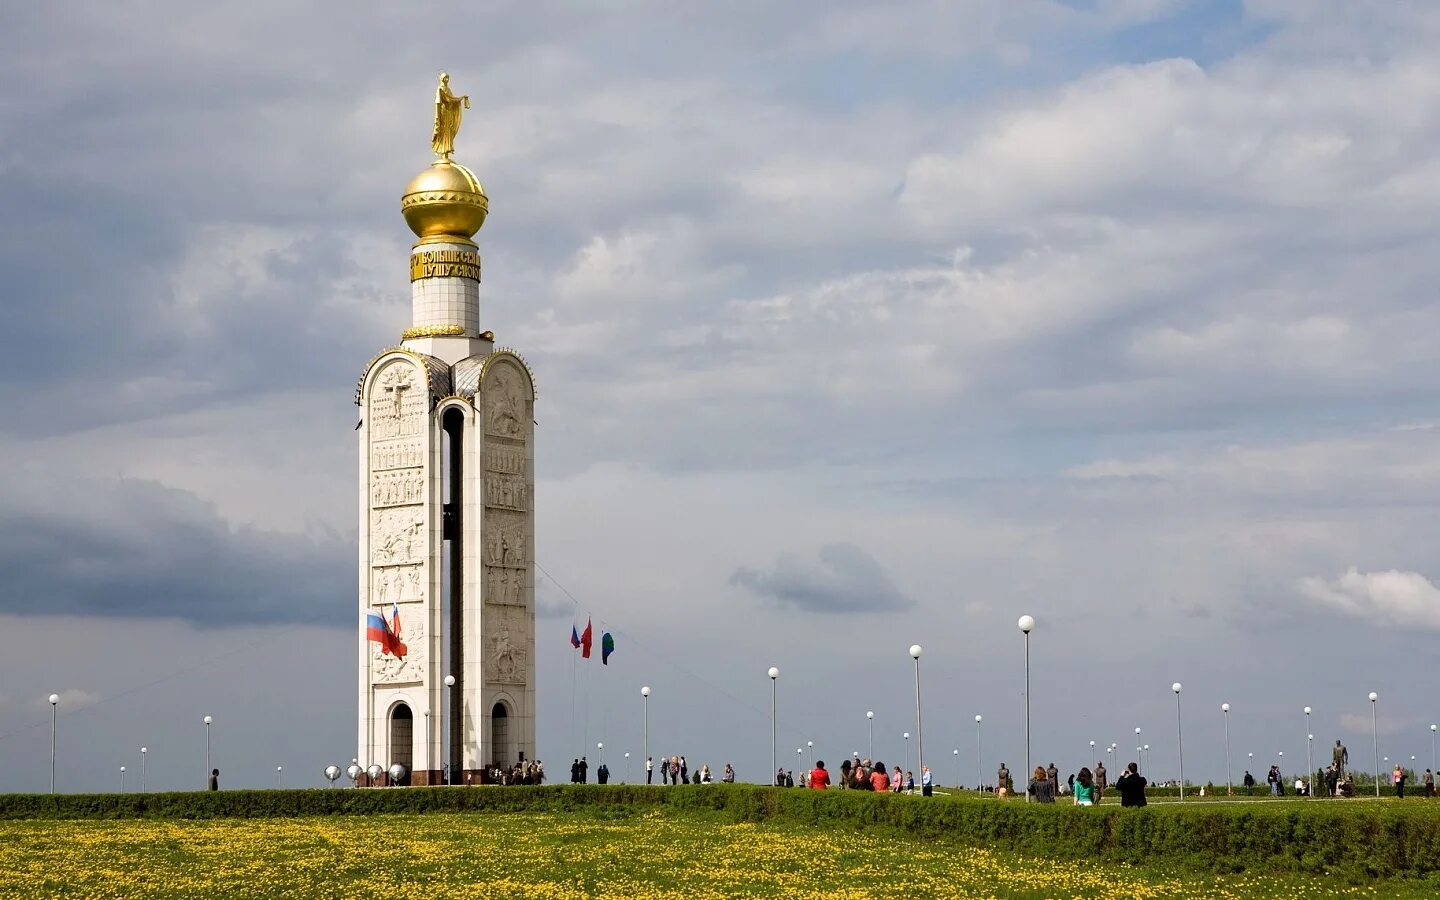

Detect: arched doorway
491,702,510,768
390,703,413,785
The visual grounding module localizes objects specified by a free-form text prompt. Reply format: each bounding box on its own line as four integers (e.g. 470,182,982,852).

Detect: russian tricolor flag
366,603,408,658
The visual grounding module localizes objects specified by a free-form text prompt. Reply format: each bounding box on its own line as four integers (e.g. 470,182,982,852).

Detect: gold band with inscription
410,248,482,282
402,324,468,339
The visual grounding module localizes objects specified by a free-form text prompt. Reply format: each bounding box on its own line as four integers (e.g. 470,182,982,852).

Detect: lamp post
1432,724,1437,774
120,765,126,792
1018,615,1035,802
597,741,604,767
1222,703,1232,795
768,667,779,786
641,686,650,775
203,715,213,785
140,747,147,792
808,740,814,771
1173,683,1185,800
1090,739,1096,767
48,693,58,794
866,711,874,761
909,644,925,785
1303,706,1313,800
277,765,283,788
1144,744,1150,773
953,748,960,789
1369,692,1380,798
975,715,983,790
903,732,910,776
625,752,630,782
443,674,457,784
1134,728,1142,772
796,747,803,780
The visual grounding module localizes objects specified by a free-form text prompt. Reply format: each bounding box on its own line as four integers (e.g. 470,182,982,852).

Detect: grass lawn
0,807,1430,899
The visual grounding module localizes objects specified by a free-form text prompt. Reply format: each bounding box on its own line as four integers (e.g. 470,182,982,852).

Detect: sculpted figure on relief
373,508,425,566
486,365,528,438
484,606,529,684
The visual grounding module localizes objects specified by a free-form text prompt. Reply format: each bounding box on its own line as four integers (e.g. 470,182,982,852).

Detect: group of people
488,760,545,785
994,761,1112,802
643,755,733,785
789,758,934,795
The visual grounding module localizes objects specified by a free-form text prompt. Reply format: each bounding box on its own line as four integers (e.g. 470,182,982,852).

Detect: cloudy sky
3,0,1440,792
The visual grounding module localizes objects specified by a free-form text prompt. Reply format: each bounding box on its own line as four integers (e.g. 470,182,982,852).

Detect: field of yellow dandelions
0,809,1417,898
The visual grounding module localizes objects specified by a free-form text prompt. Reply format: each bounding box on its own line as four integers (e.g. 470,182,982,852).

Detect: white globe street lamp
641,686,651,779
1172,683,1185,800
1221,703,1232,795
1017,615,1035,802
909,644,925,787
1369,692,1380,797
443,674,457,783
866,710,875,761
277,765,283,788
140,747,148,792
1432,724,1437,774
48,693,59,795
203,715,213,786
120,765,126,791
975,715,983,790
953,748,960,789
903,732,910,777
1303,706,1313,800
325,765,341,787
768,667,779,785
807,740,814,771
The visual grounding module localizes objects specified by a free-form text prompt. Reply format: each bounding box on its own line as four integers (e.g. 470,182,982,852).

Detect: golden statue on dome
431,72,470,160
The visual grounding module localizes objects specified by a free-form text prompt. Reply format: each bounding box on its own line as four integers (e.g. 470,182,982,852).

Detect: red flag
580,618,593,659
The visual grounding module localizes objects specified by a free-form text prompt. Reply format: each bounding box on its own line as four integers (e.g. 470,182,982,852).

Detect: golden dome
401,160,489,244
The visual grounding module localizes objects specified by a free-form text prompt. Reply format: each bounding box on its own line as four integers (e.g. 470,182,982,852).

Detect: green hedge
4,785,1440,881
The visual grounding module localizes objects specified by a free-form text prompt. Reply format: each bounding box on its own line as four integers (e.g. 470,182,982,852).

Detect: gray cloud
730,543,915,614
0,474,349,626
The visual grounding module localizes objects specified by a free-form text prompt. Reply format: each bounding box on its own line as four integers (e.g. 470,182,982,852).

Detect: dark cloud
729,543,915,614
0,475,349,626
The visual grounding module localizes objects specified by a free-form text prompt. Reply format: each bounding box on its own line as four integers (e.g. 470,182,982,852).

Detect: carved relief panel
365,357,430,622
482,603,530,685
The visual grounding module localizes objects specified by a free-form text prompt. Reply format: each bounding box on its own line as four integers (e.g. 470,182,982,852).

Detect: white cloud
1298,568,1440,631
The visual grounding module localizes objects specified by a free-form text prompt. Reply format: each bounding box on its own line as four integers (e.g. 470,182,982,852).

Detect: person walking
723,763,735,783
921,766,933,796
579,756,588,784
809,760,830,790
1073,767,1096,806
1424,768,1435,798
1028,767,1056,803
1393,764,1406,799
1116,762,1148,807
680,756,689,784
208,769,220,791
670,755,680,786
839,758,852,789
1243,770,1256,796
645,756,654,784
